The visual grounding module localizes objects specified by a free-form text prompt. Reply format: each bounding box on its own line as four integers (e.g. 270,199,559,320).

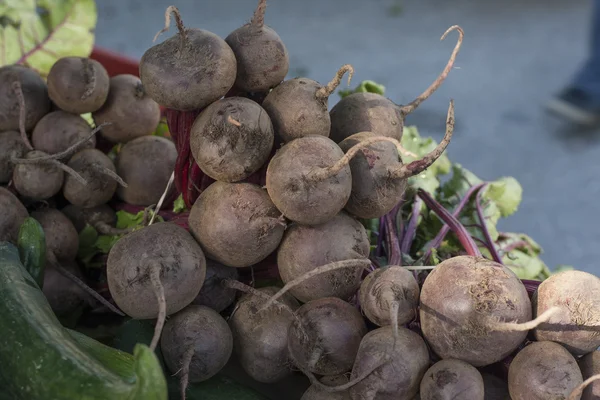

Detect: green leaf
77,224,99,263
481,177,523,218
152,118,170,138
494,232,549,280
338,79,386,98
17,217,46,287
0,0,97,77
173,194,187,213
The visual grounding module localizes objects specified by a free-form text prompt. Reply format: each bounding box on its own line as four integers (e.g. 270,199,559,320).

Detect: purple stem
375,216,386,257
475,184,503,264
421,183,485,261
385,213,402,266
500,240,530,254
417,189,482,258
401,196,423,254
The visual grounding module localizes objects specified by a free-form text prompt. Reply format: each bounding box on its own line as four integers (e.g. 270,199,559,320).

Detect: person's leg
546,0,600,124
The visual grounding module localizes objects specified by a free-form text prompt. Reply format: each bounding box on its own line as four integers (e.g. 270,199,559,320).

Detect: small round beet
225,0,289,92
62,148,119,208
61,204,116,233
31,208,79,262
192,260,239,312
0,187,29,244
31,111,96,156
12,151,64,200
115,136,177,206
0,131,27,183
47,57,110,114
301,375,351,400
0,65,51,131
139,6,236,111
288,297,368,376
508,341,583,400
190,96,274,182
420,359,485,400
92,74,161,143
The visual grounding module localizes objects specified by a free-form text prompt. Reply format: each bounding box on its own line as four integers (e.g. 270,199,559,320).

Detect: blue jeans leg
572,0,600,104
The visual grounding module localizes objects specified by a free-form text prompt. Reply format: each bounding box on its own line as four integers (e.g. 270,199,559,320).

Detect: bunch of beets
1,1,600,399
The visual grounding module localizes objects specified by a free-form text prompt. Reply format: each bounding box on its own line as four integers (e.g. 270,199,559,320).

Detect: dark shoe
545,87,600,125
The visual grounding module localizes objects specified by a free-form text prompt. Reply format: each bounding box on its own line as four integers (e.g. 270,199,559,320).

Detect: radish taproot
328,26,463,144
262,64,353,143
47,57,110,114
273,211,370,303
225,0,289,93
0,187,29,243
31,111,96,156
161,304,233,397
188,181,285,268
115,136,177,206
349,325,430,400
0,64,51,132
139,6,237,111
92,74,161,143
532,269,600,355
338,100,453,219
12,151,64,200
0,131,27,183
189,96,274,182
106,222,206,320
419,359,485,400
192,260,239,312
418,255,532,367
508,341,583,400
229,286,300,383
287,297,367,376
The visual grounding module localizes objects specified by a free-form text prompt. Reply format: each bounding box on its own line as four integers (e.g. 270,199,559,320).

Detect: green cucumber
0,241,167,400
17,217,46,287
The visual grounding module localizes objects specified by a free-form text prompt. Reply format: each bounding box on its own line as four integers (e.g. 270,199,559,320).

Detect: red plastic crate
90,47,140,77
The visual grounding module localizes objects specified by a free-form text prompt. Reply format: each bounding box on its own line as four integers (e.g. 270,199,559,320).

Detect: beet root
31,111,96,156
192,259,239,312
578,351,600,400
224,0,289,92
115,136,177,206
63,148,121,208
92,74,161,143
419,359,485,400
508,341,583,400
275,211,370,303
0,131,27,183
47,57,110,114
349,326,430,400
288,297,368,376
106,222,206,319
262,65,353,143
188,181,285,268
31,208,79,263
532,269,600,355
190,96,274,182
0,65,51,132
139,6,237,111
266,135,352,225
229,286,300,383
301,375,351,400
12,150,64,200
419,255,532,367
161,305,233,387
359,265,420,334
0,187,29,244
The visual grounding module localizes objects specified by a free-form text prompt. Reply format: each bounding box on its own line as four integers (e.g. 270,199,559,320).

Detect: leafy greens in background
0,0,97,77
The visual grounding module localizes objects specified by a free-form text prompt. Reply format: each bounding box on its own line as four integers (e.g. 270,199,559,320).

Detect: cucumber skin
0,241,135,400
17,217,46,288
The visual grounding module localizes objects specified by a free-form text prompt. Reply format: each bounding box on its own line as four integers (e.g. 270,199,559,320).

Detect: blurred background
95,0,600,275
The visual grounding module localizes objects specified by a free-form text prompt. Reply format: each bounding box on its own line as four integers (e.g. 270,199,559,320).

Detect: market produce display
1,1,600,399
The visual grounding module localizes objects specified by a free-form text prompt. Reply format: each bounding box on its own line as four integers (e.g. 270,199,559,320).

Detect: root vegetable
47,57,110,114
578,351,600,400
188,181,285,268
418,255,532,367
0,187,29,243
301,375,351,400
0,131,27,183
419,359,485,400
0,65,51,132
189,96,274,182
31,208,79,263
115,136,177,206
191,260,239,312
92,74,161,143
229,286,300,383
139,6,237,111
262,64,353,143
42,260,88,317
508,341,583,400
106,222,206,319
31,111,96,156
12,151,64,200
60,204,118,234
224,0,289,93
287,297,368,376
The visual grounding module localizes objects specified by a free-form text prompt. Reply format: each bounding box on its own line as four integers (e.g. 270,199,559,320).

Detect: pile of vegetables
1,1,599,399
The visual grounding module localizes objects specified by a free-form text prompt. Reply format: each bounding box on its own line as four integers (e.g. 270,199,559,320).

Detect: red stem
475,184,503,264
400,196,422,253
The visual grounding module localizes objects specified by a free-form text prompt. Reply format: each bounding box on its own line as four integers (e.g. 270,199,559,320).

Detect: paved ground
96,0,600,275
